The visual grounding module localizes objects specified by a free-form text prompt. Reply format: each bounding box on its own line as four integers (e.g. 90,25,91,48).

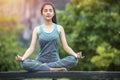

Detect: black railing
0,71,120,80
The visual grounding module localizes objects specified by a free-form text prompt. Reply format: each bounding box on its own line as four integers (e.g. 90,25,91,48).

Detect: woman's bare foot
50,67,67,71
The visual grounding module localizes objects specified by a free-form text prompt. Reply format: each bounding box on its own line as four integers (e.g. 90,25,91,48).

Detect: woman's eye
49,9,53,12
43,9,53,13
44,9,47,12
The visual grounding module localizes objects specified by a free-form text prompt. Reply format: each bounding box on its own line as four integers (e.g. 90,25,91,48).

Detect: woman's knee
20,60,50,71
20,60,37,71
20,60,29,69
68,56,78,64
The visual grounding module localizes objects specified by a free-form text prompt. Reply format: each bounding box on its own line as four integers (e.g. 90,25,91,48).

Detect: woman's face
42,5,54,21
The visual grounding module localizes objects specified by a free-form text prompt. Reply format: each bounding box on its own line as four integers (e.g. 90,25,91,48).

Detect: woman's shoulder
56,24,64,31
33,25,41,34
55,24,62,28
35,24,43,29
34,26,39,30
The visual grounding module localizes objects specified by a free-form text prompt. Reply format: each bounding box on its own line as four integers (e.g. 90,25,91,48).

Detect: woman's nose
47,11,50,13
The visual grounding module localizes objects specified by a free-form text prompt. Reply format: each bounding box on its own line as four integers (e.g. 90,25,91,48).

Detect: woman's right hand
15,55,23,62
76,52,85,59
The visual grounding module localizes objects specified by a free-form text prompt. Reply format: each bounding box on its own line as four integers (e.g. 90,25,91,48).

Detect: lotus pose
16,2,84,71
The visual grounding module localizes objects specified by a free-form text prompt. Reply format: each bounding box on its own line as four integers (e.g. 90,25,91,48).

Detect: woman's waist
36,52,60,63
36,56,60,63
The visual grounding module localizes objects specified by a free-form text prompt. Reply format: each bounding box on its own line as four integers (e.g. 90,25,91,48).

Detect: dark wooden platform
0,71,120,80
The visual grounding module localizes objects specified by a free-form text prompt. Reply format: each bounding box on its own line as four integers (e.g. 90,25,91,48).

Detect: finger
78,52,82,55
15,56,19,60
78,51,82,54
17,55,20,57
77,53,82,57
15,55,22,61
81,56,85,59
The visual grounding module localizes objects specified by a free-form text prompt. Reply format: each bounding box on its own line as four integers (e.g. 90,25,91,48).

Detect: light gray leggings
20,56,78,71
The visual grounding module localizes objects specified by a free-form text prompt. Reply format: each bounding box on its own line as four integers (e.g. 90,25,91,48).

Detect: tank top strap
54,24,60,34
54,24,57,30
38,25,43,35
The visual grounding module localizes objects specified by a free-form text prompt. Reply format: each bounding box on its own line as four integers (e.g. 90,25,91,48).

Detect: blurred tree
57,0,120,71
0,14,25,71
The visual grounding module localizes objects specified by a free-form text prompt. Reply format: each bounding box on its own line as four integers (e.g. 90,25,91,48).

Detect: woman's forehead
43,5,53,9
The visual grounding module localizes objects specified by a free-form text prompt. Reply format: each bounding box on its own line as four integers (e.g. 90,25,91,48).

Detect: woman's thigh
47,56,78,69
21,59,50,71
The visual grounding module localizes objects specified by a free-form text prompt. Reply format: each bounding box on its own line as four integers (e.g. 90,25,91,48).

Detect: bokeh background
0,0,120,80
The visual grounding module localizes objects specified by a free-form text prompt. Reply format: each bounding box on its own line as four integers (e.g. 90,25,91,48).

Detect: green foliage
57,0,120,71
0,14,25,71
91,42,117,68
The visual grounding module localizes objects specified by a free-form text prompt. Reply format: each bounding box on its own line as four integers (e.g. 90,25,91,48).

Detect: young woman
16,2,84,71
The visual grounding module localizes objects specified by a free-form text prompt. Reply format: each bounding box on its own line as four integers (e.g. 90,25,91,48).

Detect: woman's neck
43,20,54,33
44,20,53,27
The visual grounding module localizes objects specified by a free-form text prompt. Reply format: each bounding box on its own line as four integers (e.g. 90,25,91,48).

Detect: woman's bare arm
16,27,39,61
59,25,84,58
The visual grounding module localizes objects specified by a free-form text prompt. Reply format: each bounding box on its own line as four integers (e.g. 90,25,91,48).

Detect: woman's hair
40,2,57,24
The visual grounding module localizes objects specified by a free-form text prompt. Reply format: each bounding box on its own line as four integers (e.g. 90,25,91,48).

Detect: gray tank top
36,23,60,63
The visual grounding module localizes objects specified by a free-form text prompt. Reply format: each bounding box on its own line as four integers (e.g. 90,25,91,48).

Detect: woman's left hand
76,52,85,59
15,55,23,62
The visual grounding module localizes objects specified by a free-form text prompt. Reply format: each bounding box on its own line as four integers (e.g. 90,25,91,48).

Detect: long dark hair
40,2,57,24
